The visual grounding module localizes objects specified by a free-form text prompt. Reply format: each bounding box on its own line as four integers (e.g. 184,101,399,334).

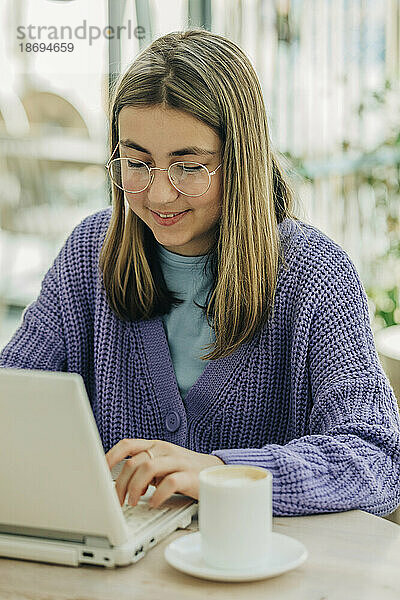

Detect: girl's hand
105,438,224,509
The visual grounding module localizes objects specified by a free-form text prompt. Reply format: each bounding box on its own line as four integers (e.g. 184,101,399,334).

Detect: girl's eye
127,160,148,168
182,165,202,172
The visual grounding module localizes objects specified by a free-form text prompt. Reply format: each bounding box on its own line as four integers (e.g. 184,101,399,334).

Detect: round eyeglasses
106,142,222,197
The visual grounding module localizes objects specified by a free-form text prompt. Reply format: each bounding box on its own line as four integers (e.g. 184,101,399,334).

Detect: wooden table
1,510,399,600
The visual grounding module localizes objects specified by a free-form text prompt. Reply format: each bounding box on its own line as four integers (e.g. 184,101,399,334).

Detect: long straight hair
100,28,300,361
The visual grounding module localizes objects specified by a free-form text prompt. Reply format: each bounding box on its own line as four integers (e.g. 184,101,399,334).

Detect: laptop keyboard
122,498,171,534
111,460,194,533
111,461,181,534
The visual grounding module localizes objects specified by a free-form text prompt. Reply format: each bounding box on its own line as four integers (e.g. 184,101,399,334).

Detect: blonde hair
100,28,300,361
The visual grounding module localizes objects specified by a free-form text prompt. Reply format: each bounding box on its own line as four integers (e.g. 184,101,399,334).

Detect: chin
157,236,191,248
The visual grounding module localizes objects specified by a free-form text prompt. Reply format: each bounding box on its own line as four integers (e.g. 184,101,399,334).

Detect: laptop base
0,505,197,568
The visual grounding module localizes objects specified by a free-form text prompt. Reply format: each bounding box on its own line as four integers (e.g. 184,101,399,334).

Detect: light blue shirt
156,242,215,400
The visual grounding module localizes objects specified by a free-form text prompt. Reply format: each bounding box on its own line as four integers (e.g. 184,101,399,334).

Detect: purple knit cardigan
1,208,399,516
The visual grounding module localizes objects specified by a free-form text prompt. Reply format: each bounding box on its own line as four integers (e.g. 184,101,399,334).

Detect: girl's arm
0,255,66,371
212,251,400,516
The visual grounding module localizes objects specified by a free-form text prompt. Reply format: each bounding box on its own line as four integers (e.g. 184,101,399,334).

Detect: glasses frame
105,142,222,197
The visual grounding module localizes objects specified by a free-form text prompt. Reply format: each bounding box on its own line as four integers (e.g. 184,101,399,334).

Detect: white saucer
164,531,307,582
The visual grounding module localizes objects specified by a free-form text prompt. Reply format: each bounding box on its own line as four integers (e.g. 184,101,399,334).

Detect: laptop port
83,551,94,558
134,546,143,556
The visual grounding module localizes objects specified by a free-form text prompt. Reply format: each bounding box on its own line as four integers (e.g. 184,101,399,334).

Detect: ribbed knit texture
1,208,399,517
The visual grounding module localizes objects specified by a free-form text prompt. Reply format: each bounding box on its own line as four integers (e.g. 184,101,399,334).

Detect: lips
152,210,188,216
150,209,190,226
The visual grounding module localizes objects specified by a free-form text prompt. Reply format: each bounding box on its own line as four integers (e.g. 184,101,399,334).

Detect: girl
1,28,399,516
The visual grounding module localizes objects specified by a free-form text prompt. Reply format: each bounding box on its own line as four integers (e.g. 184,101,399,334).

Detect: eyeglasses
105,142,222,197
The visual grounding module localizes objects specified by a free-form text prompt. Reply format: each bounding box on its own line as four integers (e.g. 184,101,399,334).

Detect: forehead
118,105,220,151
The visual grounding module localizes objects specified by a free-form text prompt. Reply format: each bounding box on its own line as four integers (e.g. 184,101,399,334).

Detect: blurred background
0,0,399,400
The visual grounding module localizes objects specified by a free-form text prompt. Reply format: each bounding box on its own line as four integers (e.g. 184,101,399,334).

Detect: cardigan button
165,411,181,432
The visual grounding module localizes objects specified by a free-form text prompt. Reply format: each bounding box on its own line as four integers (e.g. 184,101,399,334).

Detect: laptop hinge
0,523,84,544
84,535,112,548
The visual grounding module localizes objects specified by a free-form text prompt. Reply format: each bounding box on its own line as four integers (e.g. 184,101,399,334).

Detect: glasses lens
109,158,150,192
169,162,210,196
108,159,211,196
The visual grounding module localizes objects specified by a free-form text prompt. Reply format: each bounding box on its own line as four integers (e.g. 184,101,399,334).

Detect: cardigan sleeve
0,253,66,371
212,249,400,517
0,210,109,372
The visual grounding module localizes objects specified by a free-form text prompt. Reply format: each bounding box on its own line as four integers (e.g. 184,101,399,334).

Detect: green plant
285,80,400,331
357,81,400,329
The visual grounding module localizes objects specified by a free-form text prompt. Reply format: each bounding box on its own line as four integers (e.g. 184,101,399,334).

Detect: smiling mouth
150,210,189,217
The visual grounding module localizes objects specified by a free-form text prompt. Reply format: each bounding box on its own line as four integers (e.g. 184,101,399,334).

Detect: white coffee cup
198,465,272,570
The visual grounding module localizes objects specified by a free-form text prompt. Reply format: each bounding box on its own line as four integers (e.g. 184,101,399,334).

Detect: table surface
1,510,399,600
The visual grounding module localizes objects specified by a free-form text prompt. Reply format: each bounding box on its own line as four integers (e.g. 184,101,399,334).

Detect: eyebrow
120,139,217,157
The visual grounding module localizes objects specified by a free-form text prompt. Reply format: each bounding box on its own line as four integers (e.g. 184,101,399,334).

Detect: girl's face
118,105,222,256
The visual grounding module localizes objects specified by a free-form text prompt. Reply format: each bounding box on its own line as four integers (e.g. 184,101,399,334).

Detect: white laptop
0,368,198,567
